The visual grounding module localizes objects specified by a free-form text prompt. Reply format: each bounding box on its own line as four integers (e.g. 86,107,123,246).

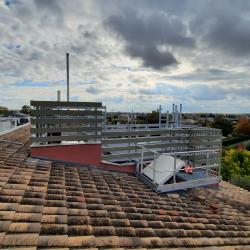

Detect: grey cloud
78,25,97,40
128,45,178,69
139,83,187,96
138,83,250,101
34,0,62,14
71,44,86,54
189,85,226,101
102,95,124,104
169,68,249,82
27,51,42,61
34,0,63,23
106,9,195,69
3,0,35,26
232,86,250,98
86,86,101,94
38,41,50,51
190,1,250,56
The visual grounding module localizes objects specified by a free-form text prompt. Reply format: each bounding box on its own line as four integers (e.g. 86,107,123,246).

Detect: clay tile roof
0,126,250,249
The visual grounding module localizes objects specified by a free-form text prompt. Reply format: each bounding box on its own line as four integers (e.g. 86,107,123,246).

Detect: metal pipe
173,153,176,183
66,53,69,102
166,110,169,128
104,106,107,130
180,104,182,127
206,152,209,177
175,105,178,127
153,153,156,184
142,163,219,174
57,90,61,102
137,143,220,155
141,148,144,173
0,139,23,145
172,104,175,122
158,105,162,128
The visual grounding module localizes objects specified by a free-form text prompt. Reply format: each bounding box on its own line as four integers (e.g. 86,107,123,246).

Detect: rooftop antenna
66,53,69,102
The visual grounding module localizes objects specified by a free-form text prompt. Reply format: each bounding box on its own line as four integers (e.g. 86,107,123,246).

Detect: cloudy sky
0,0,250,113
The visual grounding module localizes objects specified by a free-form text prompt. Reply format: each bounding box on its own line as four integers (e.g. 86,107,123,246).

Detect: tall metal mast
66,53,69,102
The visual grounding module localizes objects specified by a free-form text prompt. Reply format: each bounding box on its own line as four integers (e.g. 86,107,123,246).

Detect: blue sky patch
13,80,51,88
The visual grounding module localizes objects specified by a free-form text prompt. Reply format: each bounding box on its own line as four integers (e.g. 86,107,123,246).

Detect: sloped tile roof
0,126,250,249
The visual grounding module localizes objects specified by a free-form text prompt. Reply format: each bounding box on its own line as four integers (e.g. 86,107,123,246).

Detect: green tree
212,116,233,136
221,148,250,181
20,105,31,115
0,106,9,115
145,111,159,124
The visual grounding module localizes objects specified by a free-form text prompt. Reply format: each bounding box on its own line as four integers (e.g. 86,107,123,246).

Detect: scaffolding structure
30,100,222,192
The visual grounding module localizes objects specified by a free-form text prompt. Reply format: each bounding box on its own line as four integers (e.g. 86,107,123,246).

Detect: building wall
31,144,102,167
100,161,136,174
31,143,138,174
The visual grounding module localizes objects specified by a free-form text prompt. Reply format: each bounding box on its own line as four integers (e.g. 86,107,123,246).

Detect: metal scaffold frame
136,144,221,193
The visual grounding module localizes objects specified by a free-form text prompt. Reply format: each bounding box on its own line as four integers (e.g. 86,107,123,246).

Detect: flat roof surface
0,126,250,249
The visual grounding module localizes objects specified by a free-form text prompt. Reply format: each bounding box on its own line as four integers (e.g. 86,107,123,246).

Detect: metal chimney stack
66,53,69,102
57,90,61,102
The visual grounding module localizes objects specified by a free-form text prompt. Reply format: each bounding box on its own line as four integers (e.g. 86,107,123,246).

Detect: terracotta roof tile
68,235,95,247
17,204,44,213
0,126,250,249
68,225,92,236
0,210,15,220
115,227,136,237
2,233,39,246
38,235,69,247
41,214,67,224
8,222,41,233
0,221,11,232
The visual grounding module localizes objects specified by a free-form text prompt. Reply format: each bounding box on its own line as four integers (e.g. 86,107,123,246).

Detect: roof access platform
136,145,221,193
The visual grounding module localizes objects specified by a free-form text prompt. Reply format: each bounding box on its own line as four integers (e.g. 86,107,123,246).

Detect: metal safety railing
104,123,202,130
137,143,221,186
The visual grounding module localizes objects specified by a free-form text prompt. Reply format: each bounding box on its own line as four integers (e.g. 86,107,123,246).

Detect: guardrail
101,127,221,164
138,145,220,181
137,144,221,192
